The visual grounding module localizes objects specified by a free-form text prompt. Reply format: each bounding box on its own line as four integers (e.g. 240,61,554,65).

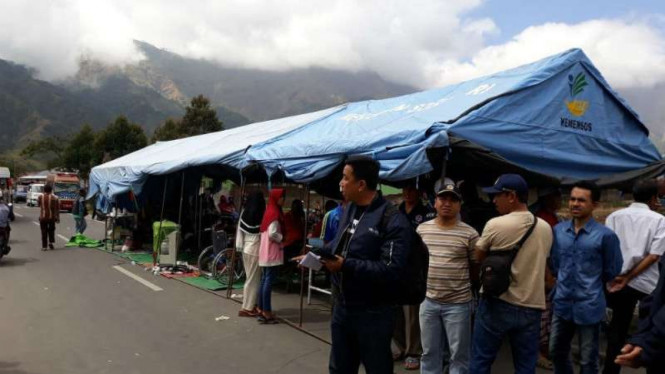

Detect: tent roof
89,106,342,199
245,48,659,183
89,48,661,201
447,48,660,179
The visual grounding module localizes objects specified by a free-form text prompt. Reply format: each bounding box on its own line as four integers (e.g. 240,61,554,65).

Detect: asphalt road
1,204,330,374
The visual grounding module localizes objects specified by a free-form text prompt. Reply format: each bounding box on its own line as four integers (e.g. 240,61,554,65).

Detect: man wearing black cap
470,174,553,374
417,181,478,374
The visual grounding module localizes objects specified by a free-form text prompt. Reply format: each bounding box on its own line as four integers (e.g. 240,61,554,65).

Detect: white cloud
0,1,663,91
0,1,663,133
427,19,665,90
0,0,493,84
0,0,143,79
424,18,665,134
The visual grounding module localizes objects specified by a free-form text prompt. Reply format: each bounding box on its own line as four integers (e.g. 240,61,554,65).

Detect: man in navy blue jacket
323,156,413,374
615,255,665,373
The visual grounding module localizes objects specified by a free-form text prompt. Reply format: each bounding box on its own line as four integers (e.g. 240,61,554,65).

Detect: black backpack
480,214,537,298
380,204,429,306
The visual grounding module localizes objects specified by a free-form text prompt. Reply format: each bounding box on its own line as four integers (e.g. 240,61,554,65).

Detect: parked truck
46,172,80,211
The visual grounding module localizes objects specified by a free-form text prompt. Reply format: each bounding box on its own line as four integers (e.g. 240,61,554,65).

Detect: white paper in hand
299,251,323,271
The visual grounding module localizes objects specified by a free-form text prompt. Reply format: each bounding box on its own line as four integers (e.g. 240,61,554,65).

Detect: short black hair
633,179,658,203
324,200,338,212
44,184,53,193
345,156,380,191
516,191,529,204
572,180,600,202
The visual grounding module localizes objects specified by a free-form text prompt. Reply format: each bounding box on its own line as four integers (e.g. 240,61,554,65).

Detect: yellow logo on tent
566,100,589,116
565,73,589,117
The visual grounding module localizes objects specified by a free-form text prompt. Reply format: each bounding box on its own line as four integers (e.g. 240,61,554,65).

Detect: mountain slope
0,41,416,153
128,40,416,122
0,59,106,147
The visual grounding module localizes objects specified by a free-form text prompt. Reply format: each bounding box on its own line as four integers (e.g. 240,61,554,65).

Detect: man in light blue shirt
549,181,623,374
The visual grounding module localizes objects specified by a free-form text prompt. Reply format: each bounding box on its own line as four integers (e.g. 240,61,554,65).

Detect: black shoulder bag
480,214,537,298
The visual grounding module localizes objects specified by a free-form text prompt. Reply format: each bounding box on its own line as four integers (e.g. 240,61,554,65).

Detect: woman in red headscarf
257,188,285,324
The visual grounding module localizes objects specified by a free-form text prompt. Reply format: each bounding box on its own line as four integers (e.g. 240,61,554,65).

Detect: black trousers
40,220,55,248
329,304,396,374
603,286,648,374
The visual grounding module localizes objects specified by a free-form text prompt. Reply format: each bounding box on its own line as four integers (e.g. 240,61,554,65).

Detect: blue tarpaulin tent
89,48,661,202
246,48,660,183
88,107,342,200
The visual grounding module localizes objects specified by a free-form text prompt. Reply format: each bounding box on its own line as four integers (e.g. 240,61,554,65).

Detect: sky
1,0,664,133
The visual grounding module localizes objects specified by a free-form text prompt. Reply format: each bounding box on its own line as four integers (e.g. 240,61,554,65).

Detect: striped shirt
417,219,479,304
39,193,59,222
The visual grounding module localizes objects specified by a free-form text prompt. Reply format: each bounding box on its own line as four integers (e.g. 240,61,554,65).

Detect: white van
27,184,44,207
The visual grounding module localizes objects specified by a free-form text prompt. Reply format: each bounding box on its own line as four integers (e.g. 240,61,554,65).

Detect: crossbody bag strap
509,214,538,261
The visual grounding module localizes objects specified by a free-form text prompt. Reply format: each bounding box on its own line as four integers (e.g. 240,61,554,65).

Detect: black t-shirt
399,201,435,229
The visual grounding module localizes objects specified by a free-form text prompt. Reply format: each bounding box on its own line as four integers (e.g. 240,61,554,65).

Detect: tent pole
439,151,449,184
194,182,200,251
177,171,185,225
155,177,168,266
299,184,311,327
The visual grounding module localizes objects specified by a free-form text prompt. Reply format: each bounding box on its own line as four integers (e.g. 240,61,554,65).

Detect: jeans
74,216,87,234
603,287,647,374
549,314,600,374
420,298,471,374
329,304,395,374
258,266,278,312
470,297,541,374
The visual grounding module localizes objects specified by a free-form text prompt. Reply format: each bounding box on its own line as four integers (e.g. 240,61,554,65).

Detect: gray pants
394,304,423,357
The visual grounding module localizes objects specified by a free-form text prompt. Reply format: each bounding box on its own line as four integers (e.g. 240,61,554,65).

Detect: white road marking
13,212,23,217
113,266,163,291
57,234,69,242
33,221,40,226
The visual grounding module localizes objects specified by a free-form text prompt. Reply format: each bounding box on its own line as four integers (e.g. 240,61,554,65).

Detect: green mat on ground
65,234,104,248
180,276,244,291
119,253,154,264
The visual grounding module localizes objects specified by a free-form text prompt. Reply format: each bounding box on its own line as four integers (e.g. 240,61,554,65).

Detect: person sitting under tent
283,199,306,260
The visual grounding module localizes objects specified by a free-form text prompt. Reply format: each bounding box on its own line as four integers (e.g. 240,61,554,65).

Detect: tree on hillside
62,124,96,180
152,118,185,142
151,95,224,143
20,136,67,169
180,95,223,136
94,116,147,163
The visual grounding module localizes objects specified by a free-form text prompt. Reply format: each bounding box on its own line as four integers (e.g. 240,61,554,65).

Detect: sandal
392,352,404,361
404,357,420,371
536,355,553,370
238,309,258,317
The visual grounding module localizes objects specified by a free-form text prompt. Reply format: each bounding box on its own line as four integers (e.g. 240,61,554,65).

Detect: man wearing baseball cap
417,181,479,374
470,174,553,374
